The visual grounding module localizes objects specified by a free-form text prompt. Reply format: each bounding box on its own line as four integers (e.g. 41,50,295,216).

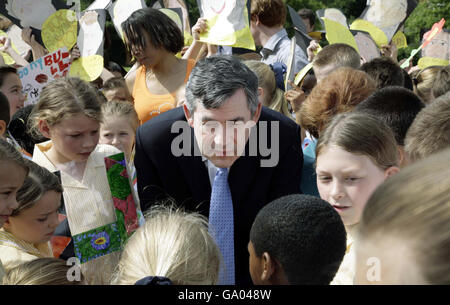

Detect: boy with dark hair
0,91,10,139
248,194,346,285
354,86,425,167
431,65,450,99
360,57,405,89
102,77,132,103
297,8,315,33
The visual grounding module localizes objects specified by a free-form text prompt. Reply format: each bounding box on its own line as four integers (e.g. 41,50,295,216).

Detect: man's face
185,88,261,169
300,17,313,33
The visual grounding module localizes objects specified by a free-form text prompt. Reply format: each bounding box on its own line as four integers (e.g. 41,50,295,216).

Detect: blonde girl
112,205,220,285
315,112,399,284
2,257,85,285
29,77,126,285
0,139,28,282
0,160,61,268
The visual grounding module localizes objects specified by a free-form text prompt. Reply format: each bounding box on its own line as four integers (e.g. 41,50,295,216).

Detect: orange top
132,59,196,125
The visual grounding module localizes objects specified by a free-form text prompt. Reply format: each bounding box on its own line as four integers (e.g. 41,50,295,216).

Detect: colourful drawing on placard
323,18,359,53
18,48,71,105
4,0,56,30
69,55,104,82
105,153,139,235
78,11,104,57
198,0,255,50
41,9,78,53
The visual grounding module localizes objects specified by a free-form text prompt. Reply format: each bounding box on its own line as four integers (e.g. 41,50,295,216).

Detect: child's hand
0,36,12,53
285,80,307,113
306,40,320,62
21,27,37,46
70,44,81,62
192,18,208,41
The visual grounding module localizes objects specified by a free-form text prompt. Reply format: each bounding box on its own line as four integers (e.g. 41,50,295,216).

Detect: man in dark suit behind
134,55,303,285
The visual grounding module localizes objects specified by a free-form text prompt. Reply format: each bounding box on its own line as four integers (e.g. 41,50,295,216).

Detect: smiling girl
28,77,123,284
315,112,400,284
0,160,61,268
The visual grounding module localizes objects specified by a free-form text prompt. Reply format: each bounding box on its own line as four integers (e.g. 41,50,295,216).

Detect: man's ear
260,252,275,283
38,120,52,139
183,104,194,128
385,166,400,178
0,120,6,138
251,102,262,123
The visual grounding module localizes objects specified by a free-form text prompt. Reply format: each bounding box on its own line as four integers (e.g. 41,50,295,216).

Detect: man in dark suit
134,55,303,285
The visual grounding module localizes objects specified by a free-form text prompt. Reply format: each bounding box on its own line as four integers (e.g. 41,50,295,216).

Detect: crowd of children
0,0,449,286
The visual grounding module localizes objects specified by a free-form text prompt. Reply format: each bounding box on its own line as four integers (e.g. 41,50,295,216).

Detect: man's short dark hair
402,69,414,91
250,194,347,285
122,8,184,57
185,55,259,116
103,77,127,90
354,86,425,146
432,65,450,99
0,91,10,126
360,57,405,89
0,65,18,87
297,8,315,28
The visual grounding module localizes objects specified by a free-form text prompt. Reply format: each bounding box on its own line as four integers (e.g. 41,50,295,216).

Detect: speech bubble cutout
42,9,78,53
418,57,449,70
323,18,359,53
350,19,388,48
69,55,103,81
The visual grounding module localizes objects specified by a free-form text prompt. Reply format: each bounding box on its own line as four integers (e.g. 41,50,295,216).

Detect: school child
315,112,399,284
0,160,61,268
29,77,131,285
102,77,133,103
0,139,29,282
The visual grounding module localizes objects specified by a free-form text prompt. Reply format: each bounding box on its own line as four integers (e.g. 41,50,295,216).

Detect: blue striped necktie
209,167,235,285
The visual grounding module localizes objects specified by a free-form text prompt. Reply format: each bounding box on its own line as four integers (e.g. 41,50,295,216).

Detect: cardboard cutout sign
109,0,146,39
87,0,112,11
358,0,417,43
352,30,381,61
323,17,359,53
422,29,449,60
418,57,449,69
41,9,78,53
77,9,106,57
18,47,71,106
197,0,255,50
69,55,104,82
317,8,348,28
350,19,388,47
392,31,407,49
163,0,191,35
160,8,183,33
288,5,312,54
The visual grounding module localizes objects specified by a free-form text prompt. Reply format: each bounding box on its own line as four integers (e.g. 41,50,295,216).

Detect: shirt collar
261,28,288,53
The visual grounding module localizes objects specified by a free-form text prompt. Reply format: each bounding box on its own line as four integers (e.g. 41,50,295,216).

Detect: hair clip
134,276,173,285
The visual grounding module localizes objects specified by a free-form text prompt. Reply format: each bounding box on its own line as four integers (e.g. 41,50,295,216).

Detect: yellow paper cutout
309,31,324,40
392,31,407,49
323,18,359,53
418,57,449,70
160,8,183,32
42,9,78,53
69,55,104,82
350,19,388,48
294,62,313,86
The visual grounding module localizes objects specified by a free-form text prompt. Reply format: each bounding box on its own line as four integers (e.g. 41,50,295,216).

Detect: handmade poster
69,55,103,82
350,19,388,48
86,0,112,11
323,18,359,53
392,31,407,49
0,0,75,46
317,8,348,28
41,9,78,53
197,0,255,50
418,57,449,69
108,0,146,39
0,29,28,65
352,30,381,62
160,8,183,33
18,47,71,106
358,0,417,43
104,153,140,235
3,24,31,57
163,0,191,35
50,171,74,261
422,29,449,60
288,5,311,54
77,10,106,57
